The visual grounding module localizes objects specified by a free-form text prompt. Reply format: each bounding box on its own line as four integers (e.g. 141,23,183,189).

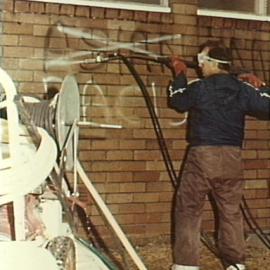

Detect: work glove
238,73,266,89
170,56,187,76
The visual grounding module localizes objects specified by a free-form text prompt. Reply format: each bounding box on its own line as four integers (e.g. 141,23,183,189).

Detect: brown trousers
173,146,245,267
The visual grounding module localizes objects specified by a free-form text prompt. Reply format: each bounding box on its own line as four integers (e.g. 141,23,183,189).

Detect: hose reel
24,75,80,171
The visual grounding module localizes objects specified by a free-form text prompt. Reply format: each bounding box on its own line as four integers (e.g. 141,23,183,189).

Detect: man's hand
238,73,266,89
170,56,187,76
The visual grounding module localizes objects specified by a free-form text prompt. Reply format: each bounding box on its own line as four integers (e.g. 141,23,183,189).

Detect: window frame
30,0,171,13
197,0,270,21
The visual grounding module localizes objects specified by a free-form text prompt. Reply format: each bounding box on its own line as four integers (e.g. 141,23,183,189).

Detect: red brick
134,11,148,22
236,19,249,30
261,22,270,31
198,16,212,27
133,129,156,139
257,150,270,159
45,3,60,14
119,183,145,193
91,7,105,19
243,169,257,179
223,19,236,29
92,161,146,172
18,82,44,95
114,214,134,224
3,22,33,35
172,140,188,150
30,2,45,13
146,202,171,213
147,12,161,23
248,20,262,31
244,159,268,169
245,198,270,208
92,140,119,150
106,150,133,160
79,150,106,161
105,129,134,140
93,74,120,85
105,8,119,19
242,150,257,159
146,161,166,170
174,14,197,25
2,58,19,69
119,10,134,21
146,182,173,192
172,3,197,15
134,150,162,161
119,140,146,150
19,36,44,47
159,191,174,202
118,203,145,214
257,169,270,179
245,179,268,189
0,35,18,46
59,4,75,16
4,46,34,58
106,172,133,183
257,130,270,139
86,172,106,183
15,1,30,12
211,17,223,29
244,140,269,150
33,25,49,36
133,171,160,182
75,6,90,17
106,193,133,203
133,193,159,203
79,128,106,140
161,13,173,24
3,0,14,12
256,209,270,218
255,189,270,198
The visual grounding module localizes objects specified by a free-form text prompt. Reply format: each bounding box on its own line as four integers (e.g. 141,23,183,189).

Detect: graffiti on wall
43,22,186,128
42,21,270,130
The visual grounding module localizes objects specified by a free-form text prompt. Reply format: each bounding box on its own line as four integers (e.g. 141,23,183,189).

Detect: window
198,0,270,21
199,0,255,13
30,0,170,13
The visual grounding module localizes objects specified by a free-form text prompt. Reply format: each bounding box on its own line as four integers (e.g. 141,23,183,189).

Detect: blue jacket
169,73,270,147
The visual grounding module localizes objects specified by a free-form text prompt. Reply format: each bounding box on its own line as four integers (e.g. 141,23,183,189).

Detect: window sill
31,0,171,13
198,9,270,22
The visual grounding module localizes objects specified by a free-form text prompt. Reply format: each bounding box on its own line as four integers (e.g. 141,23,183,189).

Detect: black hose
120,55,178,187
241,197,270,249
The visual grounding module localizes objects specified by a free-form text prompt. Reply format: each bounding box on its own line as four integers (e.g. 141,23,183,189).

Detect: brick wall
1,0,270,242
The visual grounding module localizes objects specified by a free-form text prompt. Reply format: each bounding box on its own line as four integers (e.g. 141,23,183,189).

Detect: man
168,45,270,270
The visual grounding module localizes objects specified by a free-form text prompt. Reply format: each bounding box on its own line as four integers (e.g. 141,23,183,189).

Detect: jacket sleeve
244,83,270,120
168,73,199,113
